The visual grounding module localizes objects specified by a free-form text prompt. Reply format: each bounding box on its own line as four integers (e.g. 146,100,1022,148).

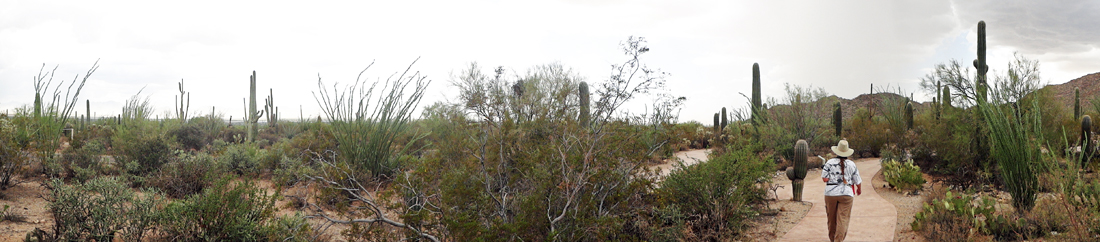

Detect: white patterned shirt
821,158,861,197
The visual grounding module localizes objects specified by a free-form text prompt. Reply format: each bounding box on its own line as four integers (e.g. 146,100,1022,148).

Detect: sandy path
774,158,896,242
649,149,710,178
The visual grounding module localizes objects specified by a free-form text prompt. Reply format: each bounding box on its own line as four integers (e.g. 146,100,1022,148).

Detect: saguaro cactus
85,100,91,125
942,86,952,109
34,93,42,119
974,21,989,102
751,63,762,125
833,102,842,137
265,88,278,127
1084,115,1093,167
176,79,190,122
720,107,728,131
713,113,720,134
786,139,810,201
1075,87,1081,120
578,82,590,126
246,71,265,142
905,102,914,130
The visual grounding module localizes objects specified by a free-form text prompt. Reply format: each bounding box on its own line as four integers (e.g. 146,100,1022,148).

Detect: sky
1,0,1099,124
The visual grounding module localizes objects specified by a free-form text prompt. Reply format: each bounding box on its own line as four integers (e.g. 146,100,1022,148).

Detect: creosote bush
27,177,165,242
658,141,772,239
160,177,286,241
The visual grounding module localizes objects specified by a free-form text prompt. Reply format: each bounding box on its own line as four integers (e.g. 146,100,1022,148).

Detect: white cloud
1,0,1097,124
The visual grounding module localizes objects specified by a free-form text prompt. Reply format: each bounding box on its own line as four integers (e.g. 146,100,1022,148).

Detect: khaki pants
825,195,854,242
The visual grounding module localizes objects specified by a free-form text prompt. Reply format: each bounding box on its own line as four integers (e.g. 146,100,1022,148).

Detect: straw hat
831,140,855,157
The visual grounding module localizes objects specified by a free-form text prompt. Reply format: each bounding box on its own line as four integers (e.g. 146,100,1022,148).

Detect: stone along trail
776,158,896,242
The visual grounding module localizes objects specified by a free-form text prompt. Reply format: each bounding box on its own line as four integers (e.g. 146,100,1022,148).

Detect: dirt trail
775,158,896,242
649,149,710,178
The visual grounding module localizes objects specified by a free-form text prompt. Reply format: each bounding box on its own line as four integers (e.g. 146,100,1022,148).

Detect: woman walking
821,140,861,242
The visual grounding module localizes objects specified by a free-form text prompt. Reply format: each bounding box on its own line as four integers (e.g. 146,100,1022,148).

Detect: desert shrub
161,178,281,241
980,100,1041,212
880,146,926,194
113,121,171,176
911,190,996,241
218,126,247,143
0,118,26,189
148,151,225,199
846,107,890,157
221,142,265,176
57,143,112,182
28,177,165,242
169,124,208,151
273,156,314,187
658,142,772,239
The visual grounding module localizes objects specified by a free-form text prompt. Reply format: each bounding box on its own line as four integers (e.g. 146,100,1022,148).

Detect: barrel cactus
786,139,810,201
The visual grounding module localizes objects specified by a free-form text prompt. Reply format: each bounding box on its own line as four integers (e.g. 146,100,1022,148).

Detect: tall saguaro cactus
751,63,762,125
176,79,190,123
786,140,810,201
578,82,590,126
265,88,278,128
85,100,91,126
720,107,728,132
833,102,842,137
942,86,952,109
713,113,720,134
246,71,265,142
974,21,989,102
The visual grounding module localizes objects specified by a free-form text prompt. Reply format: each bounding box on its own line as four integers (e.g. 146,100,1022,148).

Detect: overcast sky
2,0,1098,123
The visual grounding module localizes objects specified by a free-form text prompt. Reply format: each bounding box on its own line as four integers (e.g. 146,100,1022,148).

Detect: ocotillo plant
833,102,842,137
1084,115,1093,167
246,71,265,142
175,79,190,123
974,21,989,102
1075,87,1081,120
751,63,762,125
578,82,590,126
786,139,809,201
720,107,728,131
904,102,913,130
265,88,278,127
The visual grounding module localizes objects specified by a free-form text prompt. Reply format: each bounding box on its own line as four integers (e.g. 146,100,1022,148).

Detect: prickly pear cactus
789,139,810,201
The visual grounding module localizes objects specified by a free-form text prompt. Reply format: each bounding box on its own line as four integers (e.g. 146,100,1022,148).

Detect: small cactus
1075,87,1081,121
1084,115,1093,167
833,102,842,137
904,102,914,130
788,139,809,201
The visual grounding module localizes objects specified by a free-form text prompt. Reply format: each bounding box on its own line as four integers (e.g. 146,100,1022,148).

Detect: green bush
27,177,165,242
148,151,225,199
169,124,209,151
113,122,171,176
880,147,926,194
161,178,282,241
658,142,773,239
911,190,996,240
0,118,26,189
221,142,265,176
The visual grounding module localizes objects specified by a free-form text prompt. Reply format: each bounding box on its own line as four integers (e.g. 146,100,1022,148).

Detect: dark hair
838,157,847,184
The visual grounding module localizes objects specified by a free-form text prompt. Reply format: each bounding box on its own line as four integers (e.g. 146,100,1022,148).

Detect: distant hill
1043,72,1100,116
767,72,1100,120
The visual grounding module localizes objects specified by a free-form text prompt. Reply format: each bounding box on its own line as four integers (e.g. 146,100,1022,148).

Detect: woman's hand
856,184,862,196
